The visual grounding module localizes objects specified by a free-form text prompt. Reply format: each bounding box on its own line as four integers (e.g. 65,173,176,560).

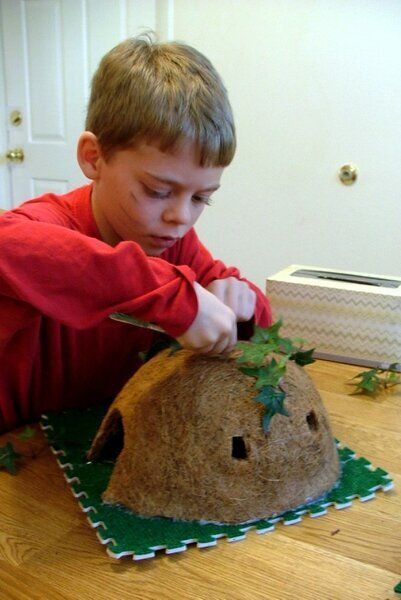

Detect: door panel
0,0,160,208
1,0,87,205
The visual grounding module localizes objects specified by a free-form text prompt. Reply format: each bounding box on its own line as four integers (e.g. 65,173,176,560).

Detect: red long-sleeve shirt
0,185,271,432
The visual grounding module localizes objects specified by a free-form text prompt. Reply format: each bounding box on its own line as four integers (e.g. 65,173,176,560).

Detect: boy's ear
77,132,103,180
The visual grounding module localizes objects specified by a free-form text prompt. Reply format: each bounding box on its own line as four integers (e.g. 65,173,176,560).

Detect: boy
0,34,272,434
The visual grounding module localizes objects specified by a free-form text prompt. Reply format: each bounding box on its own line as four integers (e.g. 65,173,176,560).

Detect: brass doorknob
338,164,357,185
6,148,24,164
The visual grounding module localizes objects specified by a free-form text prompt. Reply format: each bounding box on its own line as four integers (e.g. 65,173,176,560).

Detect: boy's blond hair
85,34,236,167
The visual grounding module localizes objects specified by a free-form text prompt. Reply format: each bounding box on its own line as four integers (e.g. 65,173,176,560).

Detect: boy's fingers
206,331,237,355
236,288,256,322
206,278,256,322
177,283,238,354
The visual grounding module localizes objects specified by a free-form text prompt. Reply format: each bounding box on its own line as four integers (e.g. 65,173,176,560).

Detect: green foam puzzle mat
41,405,394,560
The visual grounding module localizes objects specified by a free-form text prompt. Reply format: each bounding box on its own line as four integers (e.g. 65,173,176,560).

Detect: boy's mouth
149,235,179,249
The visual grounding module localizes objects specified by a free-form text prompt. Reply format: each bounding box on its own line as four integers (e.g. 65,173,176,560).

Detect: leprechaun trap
41,339,394,561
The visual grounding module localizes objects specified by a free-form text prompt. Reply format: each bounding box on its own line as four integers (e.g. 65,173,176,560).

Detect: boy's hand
206,277,256,323
177,282,237,354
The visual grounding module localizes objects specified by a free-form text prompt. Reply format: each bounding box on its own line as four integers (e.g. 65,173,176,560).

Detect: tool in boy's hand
109,312,166,334
109,311,241,359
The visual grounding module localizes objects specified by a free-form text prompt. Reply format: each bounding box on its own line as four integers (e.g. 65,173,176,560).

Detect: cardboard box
266,265,401,368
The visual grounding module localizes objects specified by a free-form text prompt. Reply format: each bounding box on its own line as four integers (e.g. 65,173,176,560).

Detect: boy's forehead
145,170,222,192
124,140,224,187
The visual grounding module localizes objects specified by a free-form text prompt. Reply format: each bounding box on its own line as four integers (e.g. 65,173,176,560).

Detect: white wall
173,0,401,289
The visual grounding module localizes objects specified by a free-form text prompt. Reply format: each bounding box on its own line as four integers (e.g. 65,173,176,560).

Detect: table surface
1,360,400,600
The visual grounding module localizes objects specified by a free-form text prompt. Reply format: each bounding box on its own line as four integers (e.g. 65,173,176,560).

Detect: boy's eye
193,195,213,206
143,185,170,199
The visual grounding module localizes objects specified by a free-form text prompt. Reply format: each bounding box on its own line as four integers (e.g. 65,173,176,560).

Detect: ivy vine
0,426,43,474
235,320,315,432
351,363,401,395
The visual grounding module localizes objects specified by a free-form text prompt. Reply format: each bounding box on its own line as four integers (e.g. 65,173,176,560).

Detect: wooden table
1,360,400,600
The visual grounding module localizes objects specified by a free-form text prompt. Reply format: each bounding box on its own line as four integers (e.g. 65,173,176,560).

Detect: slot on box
266,265,401,369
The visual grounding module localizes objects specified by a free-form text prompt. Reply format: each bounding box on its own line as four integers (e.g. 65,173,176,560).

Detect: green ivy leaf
250,321,283,344
18,426,36,441
385,371,401,386
291,348,316,366
278,336,296,355
254,385,286,408
239,365,262,379
353,368,381,393
168,340,183,355
0,442,21,474
139,336,182,362
235,342,273,367
262,410,274,433
254,386,289,433
351,362,401,395
240,357,287,389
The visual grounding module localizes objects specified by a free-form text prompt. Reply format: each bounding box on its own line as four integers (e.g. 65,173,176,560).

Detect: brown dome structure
88,347,340,524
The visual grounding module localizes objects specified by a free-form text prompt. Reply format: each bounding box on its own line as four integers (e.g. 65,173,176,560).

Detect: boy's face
90,139,224,256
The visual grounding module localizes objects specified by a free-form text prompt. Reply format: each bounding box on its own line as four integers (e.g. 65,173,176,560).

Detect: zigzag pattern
267,283,401,315
272,308,400,334
270,300,399,325
267,283,401,363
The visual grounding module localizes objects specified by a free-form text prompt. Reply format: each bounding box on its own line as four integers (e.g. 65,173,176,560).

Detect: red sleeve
164,228,272,329
0,213,198,338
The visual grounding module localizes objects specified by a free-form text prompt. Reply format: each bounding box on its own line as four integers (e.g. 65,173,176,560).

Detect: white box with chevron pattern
266,265,401,368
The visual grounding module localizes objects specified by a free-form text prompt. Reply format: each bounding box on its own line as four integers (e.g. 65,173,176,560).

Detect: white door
0,0,162,209
1,0,88,207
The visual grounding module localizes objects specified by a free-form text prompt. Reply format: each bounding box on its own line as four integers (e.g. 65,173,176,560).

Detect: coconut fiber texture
41,405,393,560
87,349,340,523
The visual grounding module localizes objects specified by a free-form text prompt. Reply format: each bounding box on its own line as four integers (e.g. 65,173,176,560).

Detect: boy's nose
163,197,192,225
